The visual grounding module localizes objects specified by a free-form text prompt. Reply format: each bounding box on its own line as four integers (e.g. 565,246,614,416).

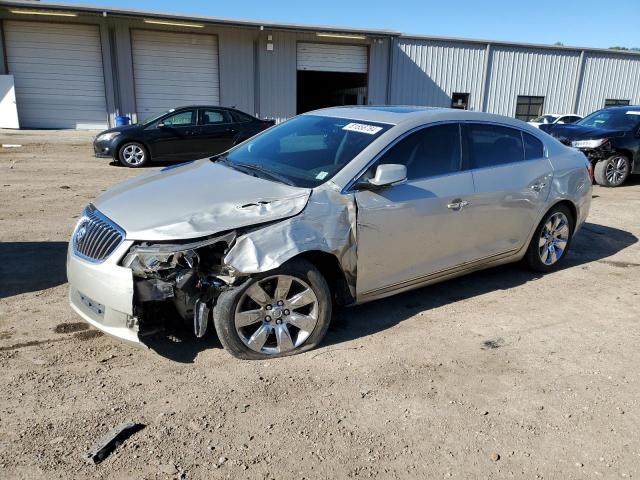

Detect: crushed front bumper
66,241,144,347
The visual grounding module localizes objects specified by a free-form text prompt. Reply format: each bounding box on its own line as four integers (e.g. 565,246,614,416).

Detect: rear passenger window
201,109,231,125
467,124,524,169
523,132,544,160
232,111,255,123
375,124,461,180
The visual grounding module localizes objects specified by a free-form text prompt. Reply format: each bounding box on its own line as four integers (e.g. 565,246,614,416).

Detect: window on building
373,124,462,180
604,99,630,107
515,96,544,121
451,93,470,110
466,123,524,169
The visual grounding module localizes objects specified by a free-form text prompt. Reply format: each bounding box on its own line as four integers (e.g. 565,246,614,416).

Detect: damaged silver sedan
67,107,592,359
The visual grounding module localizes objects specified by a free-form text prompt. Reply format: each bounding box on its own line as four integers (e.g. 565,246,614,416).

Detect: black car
541,106,640,187
94,106,275,168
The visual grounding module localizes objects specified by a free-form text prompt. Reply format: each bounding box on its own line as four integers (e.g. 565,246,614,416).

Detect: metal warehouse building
1,1,639,129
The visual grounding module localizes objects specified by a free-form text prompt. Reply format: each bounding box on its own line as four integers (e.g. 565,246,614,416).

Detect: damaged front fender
224,187,358,296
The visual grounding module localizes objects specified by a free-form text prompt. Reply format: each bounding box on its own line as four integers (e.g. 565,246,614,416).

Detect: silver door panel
355,171,475,296
468,158,553,259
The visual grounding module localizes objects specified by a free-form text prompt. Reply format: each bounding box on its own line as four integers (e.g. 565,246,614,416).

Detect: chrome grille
72,205,125,262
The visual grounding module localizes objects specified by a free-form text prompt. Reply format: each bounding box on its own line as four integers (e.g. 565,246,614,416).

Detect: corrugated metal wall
257,30,297,123
577,52,640,116
368,38,389,105
218,27,256,115
389,38,486,110
485,46,581,116
2,7,640,129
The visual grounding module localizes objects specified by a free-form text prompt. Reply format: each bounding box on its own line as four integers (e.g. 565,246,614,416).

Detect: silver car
67,107,592,359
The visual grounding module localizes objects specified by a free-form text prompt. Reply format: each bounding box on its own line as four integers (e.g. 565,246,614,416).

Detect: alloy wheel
538,212,570,265
122,144,145,166
605,156,628,186
234,275,319,355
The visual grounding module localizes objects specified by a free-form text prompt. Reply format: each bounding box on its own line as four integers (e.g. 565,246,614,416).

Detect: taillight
587,163,594,182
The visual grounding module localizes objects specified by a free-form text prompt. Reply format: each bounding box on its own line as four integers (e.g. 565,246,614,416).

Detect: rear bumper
66,242,144,347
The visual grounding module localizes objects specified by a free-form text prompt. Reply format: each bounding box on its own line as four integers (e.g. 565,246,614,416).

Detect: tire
118,141,150,168
213,259,332,360
524,204,574,273
594,154,630,187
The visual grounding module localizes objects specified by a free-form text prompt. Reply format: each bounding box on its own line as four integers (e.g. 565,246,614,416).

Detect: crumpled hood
544,123,627,141
93,159,311,241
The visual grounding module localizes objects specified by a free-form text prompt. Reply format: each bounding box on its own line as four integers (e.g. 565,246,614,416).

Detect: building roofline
2,0,640,58
0,0,400,36
398,33,640,57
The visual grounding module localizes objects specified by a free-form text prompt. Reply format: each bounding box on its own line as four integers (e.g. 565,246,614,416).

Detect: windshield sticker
315,171,329,180
626,111,640,115
342,123,383,135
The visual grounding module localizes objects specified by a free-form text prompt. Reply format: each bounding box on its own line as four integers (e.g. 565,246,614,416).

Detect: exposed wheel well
548,200,577,229
295,251,354,306
615,149,635,171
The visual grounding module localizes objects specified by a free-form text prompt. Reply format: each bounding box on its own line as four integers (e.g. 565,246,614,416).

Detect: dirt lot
0,129,639,479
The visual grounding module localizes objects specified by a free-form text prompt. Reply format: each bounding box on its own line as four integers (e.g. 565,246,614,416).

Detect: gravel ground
0,129,639,479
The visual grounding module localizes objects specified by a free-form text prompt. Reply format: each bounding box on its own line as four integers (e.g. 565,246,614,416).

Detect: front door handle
447,199,470,211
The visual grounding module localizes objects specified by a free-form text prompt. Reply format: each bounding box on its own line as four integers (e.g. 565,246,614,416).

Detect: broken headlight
571,138,608,149
122,246,197,277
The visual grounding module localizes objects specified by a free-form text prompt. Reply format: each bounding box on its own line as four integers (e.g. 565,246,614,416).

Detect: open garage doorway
296,43,368,114
297,71,367,113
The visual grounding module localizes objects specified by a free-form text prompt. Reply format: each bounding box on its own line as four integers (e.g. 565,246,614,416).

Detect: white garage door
297,43,368,73
131,30,220,120
4,21,108,129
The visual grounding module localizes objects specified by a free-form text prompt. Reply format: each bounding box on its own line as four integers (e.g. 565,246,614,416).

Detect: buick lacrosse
67,107,592,359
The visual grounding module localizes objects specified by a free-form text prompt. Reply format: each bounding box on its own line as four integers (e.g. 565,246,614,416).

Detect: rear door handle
447,199,470,211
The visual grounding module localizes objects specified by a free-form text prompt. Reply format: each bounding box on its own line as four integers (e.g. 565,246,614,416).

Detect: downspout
385,36,397,105
253,32,260,117
479,43,492,112
572,50,586,115
108,25,122,121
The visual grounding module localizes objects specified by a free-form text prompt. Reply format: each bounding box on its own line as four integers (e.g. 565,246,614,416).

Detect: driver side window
161,110,196,127
366,124,462,181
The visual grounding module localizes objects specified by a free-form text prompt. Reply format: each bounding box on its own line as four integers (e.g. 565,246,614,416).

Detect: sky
42,0,640,49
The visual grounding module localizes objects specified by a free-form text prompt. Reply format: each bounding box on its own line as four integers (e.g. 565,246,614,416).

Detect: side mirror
157,122,166,128
358,164,407,189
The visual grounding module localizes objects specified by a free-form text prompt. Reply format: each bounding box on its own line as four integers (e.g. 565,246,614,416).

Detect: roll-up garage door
3,21,108,129
131,30,220,120
297,43,368,73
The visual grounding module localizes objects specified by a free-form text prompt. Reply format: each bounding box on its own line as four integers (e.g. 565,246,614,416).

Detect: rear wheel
213,259,332,360
594,154,629,187
524,204,574,273
118,142,149,168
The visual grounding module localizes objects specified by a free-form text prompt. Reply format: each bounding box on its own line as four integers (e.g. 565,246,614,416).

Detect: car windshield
141,109,175,125
531,115,558,124
577,109,640,130
216,115,391,188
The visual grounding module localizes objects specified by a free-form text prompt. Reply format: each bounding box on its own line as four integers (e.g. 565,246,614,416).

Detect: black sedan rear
94,106,275,167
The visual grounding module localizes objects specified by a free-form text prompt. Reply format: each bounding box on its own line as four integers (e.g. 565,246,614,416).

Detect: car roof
306,105,535,130
602,105,640,111
174,105,238,111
